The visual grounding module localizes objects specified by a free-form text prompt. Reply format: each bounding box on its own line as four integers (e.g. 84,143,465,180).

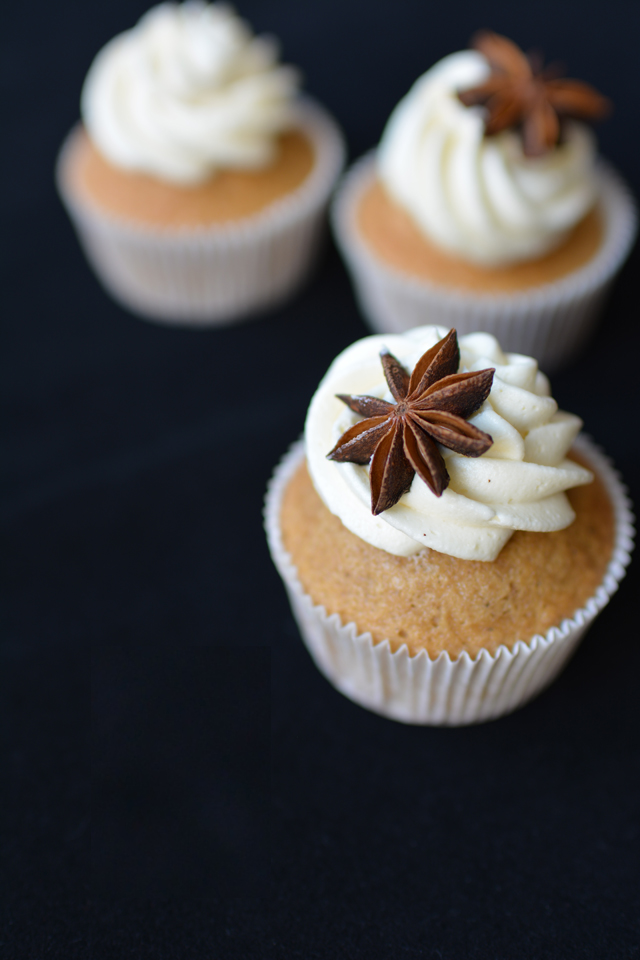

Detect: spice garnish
327,330,494,515
458,31,610,157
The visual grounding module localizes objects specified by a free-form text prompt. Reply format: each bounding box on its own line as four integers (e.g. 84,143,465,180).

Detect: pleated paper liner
332,153,637,373
265,437,633,725
56,97,345,326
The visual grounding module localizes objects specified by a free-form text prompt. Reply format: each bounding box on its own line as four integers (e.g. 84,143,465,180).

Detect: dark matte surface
2,0,640,956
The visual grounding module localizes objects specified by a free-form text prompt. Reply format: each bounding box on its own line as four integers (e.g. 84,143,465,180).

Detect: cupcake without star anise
57,2,345,325
265,326,633,724
332,32,636,371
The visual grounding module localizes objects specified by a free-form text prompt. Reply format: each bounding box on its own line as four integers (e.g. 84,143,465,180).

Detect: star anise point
459,30,610,157
328,330,495,515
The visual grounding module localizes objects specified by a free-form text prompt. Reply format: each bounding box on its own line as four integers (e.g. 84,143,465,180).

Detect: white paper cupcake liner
332,153,637,372
265,437,634,725
56,98,345,326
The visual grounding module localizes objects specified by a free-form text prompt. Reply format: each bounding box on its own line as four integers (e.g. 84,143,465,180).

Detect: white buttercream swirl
306,326,593,561
81,2,299,184
378,51,598,267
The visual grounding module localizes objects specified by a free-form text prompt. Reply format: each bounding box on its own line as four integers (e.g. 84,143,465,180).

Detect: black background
3,0,640,956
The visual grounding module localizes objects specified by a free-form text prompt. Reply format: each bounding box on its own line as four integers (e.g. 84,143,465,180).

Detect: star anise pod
458,31,610,157
327,330,495,516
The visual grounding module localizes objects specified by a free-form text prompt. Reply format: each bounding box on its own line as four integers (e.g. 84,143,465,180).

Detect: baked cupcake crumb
281,453,614,659
358,176,604,293
67,127,315,228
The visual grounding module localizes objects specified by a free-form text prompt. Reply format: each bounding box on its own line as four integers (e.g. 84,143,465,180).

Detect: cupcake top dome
378,32,609,267
306,326,593,562
81,1,300,184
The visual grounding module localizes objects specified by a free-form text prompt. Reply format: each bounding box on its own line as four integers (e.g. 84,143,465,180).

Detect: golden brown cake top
66,127,314,228
281,455,613,658
357,176,603,292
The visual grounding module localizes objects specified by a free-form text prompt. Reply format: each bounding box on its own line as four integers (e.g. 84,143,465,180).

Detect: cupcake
332,32,636,371
265,326,633,724
57,2,345,325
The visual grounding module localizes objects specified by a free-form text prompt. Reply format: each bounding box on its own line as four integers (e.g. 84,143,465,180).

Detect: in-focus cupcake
57,2,345,325
332,32,636,371
265,326,633,724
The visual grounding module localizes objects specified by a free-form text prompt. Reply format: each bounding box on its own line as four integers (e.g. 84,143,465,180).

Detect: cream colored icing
378,51,598,267
305,326,593,561
81,2,299,184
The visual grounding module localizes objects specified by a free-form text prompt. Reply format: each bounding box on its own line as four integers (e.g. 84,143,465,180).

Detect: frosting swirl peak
306,327,592,561
82,2,299,184
378,51,598,267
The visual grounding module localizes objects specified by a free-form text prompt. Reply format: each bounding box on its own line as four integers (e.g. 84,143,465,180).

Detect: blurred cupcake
333,32,636,371
57,2,345,325
265,326,633,724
